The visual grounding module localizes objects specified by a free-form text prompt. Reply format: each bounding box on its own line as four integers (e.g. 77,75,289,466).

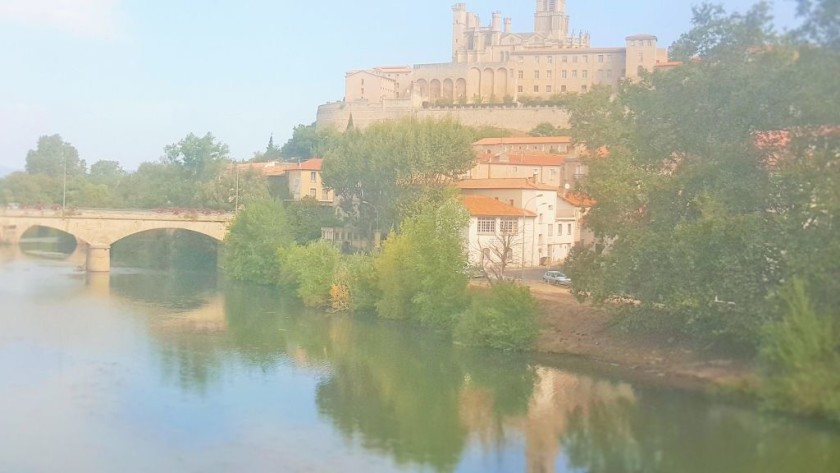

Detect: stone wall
316,101,571,133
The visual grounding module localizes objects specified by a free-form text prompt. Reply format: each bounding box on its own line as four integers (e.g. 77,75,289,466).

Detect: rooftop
461,195,535,217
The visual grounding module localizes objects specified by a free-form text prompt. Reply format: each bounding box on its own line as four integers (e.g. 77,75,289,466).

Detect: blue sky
0,0,800,171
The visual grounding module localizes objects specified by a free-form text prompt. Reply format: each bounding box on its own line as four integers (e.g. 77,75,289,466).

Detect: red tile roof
461,195,536,217
473,136,572,146
457,178,557,191
288,158,323,172
561,192,596,207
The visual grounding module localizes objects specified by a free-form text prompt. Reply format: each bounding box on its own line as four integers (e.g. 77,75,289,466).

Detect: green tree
284,241,343,307
223,199,294,284
529,122,571,137
375,196,469,328
163,132,230,180
279,123,339,160
322,118,476,233
564,2,839,345
455,282,539,351
24,134,86,177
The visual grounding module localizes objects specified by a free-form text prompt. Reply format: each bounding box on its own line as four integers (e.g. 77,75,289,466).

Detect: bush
223,199,293,284
335,253,380,314
759,279,840,421
455,282,538,351
284,241,342,307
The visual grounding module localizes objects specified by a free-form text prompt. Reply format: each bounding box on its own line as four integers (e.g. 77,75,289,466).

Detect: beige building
318,1,670,131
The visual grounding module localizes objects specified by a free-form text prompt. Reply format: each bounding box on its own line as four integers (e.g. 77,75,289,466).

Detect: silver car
542,270,571,286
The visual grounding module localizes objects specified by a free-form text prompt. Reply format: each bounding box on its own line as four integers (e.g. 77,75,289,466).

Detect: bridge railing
1,205,235,220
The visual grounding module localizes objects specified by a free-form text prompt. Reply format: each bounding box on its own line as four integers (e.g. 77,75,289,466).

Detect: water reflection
3,256,840,473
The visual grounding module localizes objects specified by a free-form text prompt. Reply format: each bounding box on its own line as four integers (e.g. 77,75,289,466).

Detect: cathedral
317,1,674,131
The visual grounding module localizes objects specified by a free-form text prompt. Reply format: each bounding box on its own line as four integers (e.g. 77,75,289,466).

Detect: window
581,85,588,92
517,85,523,93
598,54,604,63
562,55,568,63
477,217,495,233
534,55,540,63
310,171,317,182
546,85,552,93
309,188,317,197
583,55,589,63
572,56,578,63
561,70,567,78
518,70,523,79
361,78,365,85
561,85,567,92
538,213,544,224
361,88,365,95
571,70,577,78
534,70,540,79
547,56,553,64
534,85,539,92
499,218,518,234
546,70,552,79
548,224,554,236
582,70,588,79
568,223,573,235
558,223,563,235
638,52,644,61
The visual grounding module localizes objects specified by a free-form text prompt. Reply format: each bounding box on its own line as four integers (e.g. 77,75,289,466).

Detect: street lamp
521,193,544,280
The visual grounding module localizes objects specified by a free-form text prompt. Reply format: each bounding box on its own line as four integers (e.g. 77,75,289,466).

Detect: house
472,136,573,155
282,158,335,203
461,195,536,272
458,178,577,266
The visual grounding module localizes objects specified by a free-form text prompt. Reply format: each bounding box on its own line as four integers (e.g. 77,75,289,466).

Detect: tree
474,232,521,281
564,2,839,345
223,199,294,284
89,160,124,180
375,196,469,328
163,132,230,180
25,134,86,177
279,123,339,160
530,122,571,137
322,118,476,233
251,135,282,162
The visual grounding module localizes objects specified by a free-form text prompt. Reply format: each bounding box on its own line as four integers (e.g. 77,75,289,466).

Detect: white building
458,178,577,266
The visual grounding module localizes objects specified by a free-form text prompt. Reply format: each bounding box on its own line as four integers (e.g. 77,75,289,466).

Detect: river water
2,247,839,473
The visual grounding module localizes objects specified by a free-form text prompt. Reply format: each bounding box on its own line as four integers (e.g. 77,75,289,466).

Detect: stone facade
317,0,668,132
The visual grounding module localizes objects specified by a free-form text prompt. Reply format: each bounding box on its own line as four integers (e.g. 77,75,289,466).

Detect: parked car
542,270,571,286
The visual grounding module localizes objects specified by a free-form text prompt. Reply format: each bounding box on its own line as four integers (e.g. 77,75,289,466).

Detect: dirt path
525,281,757,392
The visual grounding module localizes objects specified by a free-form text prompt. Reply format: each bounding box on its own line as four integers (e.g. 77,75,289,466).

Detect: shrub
223,199,293,284
455,282,538,351
759,279,840,422
284,241,342,307
335,253,379,314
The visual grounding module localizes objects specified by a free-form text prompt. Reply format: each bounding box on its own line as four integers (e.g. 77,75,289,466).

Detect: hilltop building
317,1,670,132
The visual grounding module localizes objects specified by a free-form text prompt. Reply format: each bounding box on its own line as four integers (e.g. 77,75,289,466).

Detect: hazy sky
0,0,800,171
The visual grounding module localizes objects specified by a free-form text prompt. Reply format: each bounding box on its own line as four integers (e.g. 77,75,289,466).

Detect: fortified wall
316,100,570,133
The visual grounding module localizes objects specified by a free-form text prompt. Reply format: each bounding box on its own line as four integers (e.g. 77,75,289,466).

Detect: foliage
455,282,538,351
336,253,380,314
285,197,340,244
529,122,571,137
375,197,469,328
163,132,230,180
223,199,293,284
759,279,840,421
251,135,282,162
322,117,475,233
25,134,86,177
284,241,342,307
564,3,840,346
279,123,340,160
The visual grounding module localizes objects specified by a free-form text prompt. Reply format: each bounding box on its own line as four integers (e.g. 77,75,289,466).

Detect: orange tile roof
287,158,323,172
561,192,596,207
476,153,567,166
461,195,536,217
473,136,573,146
457,178,557,191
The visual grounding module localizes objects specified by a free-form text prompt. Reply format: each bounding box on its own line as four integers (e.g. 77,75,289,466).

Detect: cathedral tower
534,0,570,40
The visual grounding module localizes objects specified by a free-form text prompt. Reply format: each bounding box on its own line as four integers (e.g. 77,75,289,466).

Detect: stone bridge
0,208,235,272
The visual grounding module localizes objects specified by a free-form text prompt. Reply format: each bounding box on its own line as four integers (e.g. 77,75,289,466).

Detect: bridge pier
87,244,111,272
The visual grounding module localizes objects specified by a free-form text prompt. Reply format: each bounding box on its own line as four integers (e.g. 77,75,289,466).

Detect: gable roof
461,195,535,217
286,158,323,172
457,178,557,191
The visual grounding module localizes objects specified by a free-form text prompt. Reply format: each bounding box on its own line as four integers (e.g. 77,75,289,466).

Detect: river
1,246,839,472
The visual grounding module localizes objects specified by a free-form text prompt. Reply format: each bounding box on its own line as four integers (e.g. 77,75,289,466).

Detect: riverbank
519,281,758,394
